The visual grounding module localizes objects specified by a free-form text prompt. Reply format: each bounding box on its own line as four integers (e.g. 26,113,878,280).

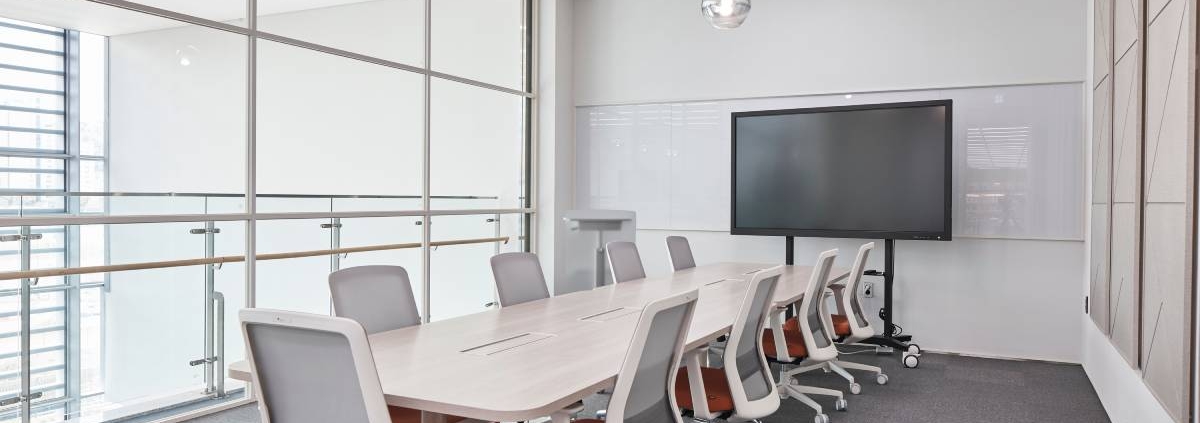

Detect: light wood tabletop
229,263,847,422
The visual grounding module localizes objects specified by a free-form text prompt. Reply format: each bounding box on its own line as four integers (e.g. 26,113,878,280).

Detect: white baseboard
1081,320,1175,423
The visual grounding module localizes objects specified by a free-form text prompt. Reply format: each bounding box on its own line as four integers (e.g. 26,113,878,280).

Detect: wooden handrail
0,236,510,281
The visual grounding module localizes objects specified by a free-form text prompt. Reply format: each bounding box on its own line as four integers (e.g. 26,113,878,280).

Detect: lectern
559,210,636,294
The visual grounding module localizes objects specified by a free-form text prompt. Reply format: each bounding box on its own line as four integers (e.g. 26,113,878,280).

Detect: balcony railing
0,190,530,423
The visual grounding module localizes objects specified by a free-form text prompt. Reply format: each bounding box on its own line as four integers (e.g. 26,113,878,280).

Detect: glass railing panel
205,195,247,216
428,213,526,321
106,196,209,217
337,216,424,317
103,222,205,406
213,221,247,389
254,218,333,315
331,197,422,213
78,220,246,422
254,196,330,214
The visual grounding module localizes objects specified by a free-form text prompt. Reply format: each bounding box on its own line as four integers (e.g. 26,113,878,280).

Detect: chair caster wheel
834,398,848,411
849,382,862,395
876,373,889,385
903,352,920,368
814,413,830,423
907,344,921,355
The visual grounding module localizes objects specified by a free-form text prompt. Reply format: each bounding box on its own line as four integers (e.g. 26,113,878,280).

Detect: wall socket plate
863,282,875,298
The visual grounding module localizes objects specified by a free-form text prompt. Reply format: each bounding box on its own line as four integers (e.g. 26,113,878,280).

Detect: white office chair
325,267,466,422
675,266,782,421
490,252,551,307
242,309,460,423
564,289,700,423
329,265,421,335
665,235,697,271
606,241,647,283
831,243,890,385
763,249,845,423
782,243,889,392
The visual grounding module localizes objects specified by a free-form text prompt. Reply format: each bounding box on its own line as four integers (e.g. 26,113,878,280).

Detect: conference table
228,262,848,422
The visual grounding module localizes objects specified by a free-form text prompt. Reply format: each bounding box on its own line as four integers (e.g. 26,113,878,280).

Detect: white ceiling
0,0,387,36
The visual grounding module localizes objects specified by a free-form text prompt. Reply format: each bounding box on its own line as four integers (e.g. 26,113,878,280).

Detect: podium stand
559,210,636,293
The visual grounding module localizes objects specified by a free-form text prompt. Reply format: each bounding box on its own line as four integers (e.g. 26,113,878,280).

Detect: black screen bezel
729,100,953,241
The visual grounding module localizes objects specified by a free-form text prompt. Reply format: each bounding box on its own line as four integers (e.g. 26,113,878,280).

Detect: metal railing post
18,226,31,422
3,226,44,421
491,215,501,256
321,216,343,316
322,218,343,273
212,291,225,398
189,222,219,396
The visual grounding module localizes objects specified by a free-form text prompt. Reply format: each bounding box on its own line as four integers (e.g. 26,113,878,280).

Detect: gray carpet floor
187,351,1111,423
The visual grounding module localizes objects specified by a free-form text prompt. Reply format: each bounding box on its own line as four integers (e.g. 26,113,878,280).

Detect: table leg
551,410,573,423
420,411,449,423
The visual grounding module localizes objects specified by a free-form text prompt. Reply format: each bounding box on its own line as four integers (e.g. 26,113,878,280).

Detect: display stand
786,237,923,368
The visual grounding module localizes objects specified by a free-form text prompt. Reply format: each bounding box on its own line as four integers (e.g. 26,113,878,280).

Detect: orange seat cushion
674,366,734,413
762,327,808,360
388,406,465,423
830,314,852,337
783,316,852,337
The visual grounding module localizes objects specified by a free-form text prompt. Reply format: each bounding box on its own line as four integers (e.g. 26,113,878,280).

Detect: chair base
778,378,843,422
786,357,887,394
777,363,845,418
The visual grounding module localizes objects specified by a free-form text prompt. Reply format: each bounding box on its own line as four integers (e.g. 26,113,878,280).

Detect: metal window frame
0,19,116,422
0,0,540,421
0,21,79,423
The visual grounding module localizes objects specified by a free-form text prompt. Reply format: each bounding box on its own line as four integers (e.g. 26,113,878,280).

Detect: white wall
536,0,576,288
1082,320,1175,422
573,0,1087,106
569,0,1089,362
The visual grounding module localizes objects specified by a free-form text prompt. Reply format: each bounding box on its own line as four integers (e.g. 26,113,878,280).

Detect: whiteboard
575,83,1085,241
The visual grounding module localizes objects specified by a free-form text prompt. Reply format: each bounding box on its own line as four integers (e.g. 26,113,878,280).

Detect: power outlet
863,282,875,298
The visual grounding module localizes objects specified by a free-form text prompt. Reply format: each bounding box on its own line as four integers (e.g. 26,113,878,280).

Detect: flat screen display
731,100,952,240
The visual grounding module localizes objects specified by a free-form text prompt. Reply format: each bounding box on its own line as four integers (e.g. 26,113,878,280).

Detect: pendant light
701,0,751,29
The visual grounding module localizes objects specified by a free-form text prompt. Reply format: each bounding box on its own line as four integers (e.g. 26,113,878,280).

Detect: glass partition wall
0,1,534,422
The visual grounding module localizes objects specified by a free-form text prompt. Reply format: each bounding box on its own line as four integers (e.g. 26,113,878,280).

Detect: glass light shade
701,0,751,29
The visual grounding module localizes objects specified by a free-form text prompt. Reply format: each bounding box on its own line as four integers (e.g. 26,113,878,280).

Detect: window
0,18,108,422
0,1,534,421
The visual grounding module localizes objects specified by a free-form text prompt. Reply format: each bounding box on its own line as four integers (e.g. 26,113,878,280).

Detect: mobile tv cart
785,237,923,368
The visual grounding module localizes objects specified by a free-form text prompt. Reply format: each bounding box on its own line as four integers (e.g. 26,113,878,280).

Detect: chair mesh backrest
329,266,421,335
616,301,693,423
846,243,873,327
666,236,696,271
607,242,647,283
246,322,372,423
728,274,779,402
490,252,551,307
802,253,838,350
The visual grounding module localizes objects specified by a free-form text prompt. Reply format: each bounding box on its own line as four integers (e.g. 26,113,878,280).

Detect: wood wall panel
1140,0,1193,420
1092,74,1114,331
1097,0,1115,85
1111,201,1142,363
1091,0,1194,419
1110,10,1143,363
